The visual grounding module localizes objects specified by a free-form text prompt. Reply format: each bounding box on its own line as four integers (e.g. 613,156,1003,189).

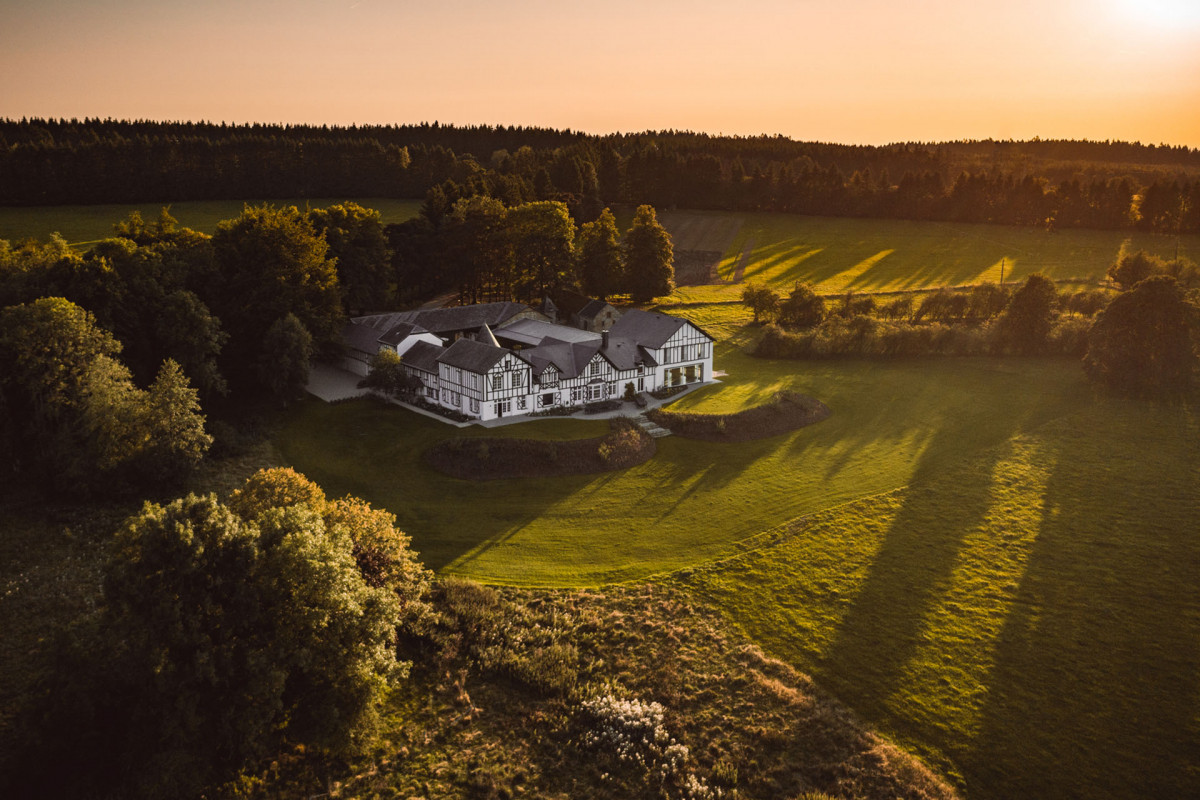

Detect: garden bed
648,391,830,442
424,417,655,481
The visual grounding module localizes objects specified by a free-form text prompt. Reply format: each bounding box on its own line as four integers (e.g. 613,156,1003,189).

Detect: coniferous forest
3,118,1199,234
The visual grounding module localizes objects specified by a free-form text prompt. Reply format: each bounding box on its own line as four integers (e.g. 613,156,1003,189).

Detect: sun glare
1112,0,1200,29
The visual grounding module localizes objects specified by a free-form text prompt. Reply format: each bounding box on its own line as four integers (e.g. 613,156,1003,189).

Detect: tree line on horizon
2,118,1199,234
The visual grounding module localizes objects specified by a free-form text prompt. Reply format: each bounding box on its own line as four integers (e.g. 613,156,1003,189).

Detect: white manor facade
342,302,715,422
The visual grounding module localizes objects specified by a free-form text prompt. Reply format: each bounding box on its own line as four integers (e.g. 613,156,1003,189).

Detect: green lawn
0,197,423,244
679,396,1200,800
276,351,1090,586
659,211,1198,303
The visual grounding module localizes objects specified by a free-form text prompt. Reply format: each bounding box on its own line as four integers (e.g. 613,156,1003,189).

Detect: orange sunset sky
2,0,1199,147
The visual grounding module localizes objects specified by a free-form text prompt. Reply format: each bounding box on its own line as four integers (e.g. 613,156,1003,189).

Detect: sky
2,0,1199,147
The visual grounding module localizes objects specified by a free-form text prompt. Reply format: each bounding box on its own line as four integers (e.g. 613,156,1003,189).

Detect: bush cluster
752,275,1108,360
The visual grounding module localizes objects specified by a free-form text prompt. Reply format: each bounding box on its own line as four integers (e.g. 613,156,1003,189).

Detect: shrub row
754,316,1091,360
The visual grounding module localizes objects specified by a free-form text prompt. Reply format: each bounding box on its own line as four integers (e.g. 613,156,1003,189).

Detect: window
470,398,480,413
637,377,644,391
543,369,558,387
495,399,511,415
589,359,603,376
590,385,603,401
541,392,554,406
492,373,503,390
571,386,584,403
517,396,527,410
426,385,437,398
511,370,525,388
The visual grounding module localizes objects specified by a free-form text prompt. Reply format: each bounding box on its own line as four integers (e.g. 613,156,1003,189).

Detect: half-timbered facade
345,305,714,422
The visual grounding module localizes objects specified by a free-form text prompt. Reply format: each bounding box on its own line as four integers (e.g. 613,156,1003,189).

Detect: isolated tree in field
508,201,576,303
257,313,313,402
996,273,1059,354
577,208,624,300
741,282,781,324
309,202,393,315
777,282,826,329
1084,275,1196,396
210,205,342,390
624,204,675,303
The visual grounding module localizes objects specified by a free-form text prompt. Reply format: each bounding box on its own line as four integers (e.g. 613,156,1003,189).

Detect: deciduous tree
309,202,393,314
1084,275,1196,396
996,273,1059,354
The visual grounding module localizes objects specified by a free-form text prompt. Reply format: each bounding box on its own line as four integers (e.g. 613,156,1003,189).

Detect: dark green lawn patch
423,417,654,481
649,390,830,442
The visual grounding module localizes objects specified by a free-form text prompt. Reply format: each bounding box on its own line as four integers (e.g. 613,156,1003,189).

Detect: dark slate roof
578,299,615,319
401,340,444,374
608,308,704,348
436,338,513,374
343,320,385,355
523,337,601,379
353,311,420,332
379,321,429,347
410,302,531,335
599,335,642,371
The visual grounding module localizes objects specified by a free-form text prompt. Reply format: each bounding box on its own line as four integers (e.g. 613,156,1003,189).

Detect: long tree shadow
964,407,1200,799
818,410,1022,721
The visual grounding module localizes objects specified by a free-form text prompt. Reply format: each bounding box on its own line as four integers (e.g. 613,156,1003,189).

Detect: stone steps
634,413,672,438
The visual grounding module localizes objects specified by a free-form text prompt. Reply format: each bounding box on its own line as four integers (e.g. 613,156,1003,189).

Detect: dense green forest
3,118,1199,233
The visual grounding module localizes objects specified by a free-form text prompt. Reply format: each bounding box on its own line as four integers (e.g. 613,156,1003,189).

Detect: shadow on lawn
817,410,1016,723
963,412,1200,799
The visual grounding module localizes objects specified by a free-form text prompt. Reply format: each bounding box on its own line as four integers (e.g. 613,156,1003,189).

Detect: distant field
0,198,423,244
658,210,1198,301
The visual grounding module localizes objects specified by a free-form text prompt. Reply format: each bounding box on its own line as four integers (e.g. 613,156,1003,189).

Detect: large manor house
342,295,714,422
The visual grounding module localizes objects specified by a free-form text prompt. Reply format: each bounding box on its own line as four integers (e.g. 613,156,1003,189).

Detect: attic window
589,360,603,376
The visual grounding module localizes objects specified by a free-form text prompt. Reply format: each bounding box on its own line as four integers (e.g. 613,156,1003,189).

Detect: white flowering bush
579,694,717,799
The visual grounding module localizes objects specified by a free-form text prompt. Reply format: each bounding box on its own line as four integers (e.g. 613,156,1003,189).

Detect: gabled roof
437,338,520,374
578,298,615,319
379,321,430,346
608,308,709,348
599,335,642,371
522,337,601,379
401,340,444,374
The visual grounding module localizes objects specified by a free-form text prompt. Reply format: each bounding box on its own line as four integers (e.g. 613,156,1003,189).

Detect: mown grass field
278,350,1090,587
658,210,1198,302
678,397,1200,799
0,197,423,244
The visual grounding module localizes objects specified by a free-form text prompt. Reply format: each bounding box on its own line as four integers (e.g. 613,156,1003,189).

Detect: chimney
601,331,609,349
